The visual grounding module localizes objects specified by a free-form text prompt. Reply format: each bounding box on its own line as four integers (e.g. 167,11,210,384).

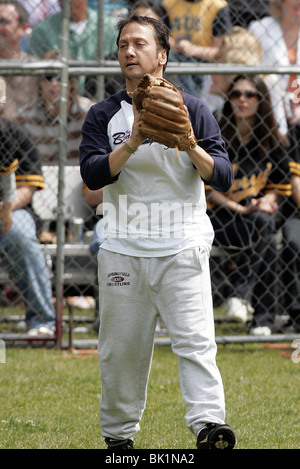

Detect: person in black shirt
0,113,55,336
279,151,300,332
207,75,291,335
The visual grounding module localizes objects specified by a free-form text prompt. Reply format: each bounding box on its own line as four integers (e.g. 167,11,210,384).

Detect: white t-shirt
80,90,233,257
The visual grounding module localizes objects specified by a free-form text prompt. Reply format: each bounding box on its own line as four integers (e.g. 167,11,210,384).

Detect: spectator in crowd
28,0,118,95
130,0,166,19
17,50,95,166
81,185,103,326
228,0,270,27
279,159,300,333
82,186,104,257
200,26,262,315
159,0,232,96
18,0,61,51
0,0,39,120
248,0,300,147
88,0,129,17
0,164,18,235
201,26,263,117
248,2,300,334
18,0,60,27
16,49,95,246
202,25,289,137
0,77,18,234
0,79,56,336
206,75,291,335
0,169,17,234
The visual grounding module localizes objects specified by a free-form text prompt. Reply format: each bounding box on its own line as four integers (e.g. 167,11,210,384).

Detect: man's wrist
123,140,138,154
1,202,12,212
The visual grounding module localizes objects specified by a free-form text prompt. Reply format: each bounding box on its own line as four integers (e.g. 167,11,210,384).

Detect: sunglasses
42,75,61,83
229,90,260,100
0,18,11,25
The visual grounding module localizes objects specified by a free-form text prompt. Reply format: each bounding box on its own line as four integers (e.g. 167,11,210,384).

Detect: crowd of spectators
0,0,299,336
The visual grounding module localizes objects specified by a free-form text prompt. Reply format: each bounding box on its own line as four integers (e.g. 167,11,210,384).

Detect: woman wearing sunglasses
206,75,292,336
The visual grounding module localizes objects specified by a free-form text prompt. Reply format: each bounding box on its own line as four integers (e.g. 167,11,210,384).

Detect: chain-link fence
0,0,299,348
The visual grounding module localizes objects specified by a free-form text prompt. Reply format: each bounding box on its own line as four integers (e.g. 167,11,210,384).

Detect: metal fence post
55,0,70,349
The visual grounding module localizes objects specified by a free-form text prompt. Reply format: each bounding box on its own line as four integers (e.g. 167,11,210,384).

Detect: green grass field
0,342,299,449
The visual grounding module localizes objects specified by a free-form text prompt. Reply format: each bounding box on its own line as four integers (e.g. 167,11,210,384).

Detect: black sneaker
197,424,236,449
282,319,300,333
105,438,134,450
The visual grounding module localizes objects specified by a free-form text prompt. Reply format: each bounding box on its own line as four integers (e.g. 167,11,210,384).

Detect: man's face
283,0,300,19
118,22,167,89
39,75,72,117
0,4,24,50
210,74,231,98
59,0,87,21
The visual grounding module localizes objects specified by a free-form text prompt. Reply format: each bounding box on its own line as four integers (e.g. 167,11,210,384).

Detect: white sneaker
27,325,55,337
225,297,248,323
27,328,39,337
37,325,55,336
249,326,272,336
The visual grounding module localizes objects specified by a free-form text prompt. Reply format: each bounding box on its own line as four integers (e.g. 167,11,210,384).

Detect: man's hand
0,202,13,234
126,98,145,151
255,196,278,214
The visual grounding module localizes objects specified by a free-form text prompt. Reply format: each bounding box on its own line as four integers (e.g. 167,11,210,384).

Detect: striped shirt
17,96,93,165
0,117,44,205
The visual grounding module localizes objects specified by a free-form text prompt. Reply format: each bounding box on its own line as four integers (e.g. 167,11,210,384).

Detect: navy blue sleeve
185,93,233,192
79,100,117,190
80,91,233,193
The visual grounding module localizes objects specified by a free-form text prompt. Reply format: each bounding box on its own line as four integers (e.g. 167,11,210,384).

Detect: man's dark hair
0,0,29,25
116,13,170,70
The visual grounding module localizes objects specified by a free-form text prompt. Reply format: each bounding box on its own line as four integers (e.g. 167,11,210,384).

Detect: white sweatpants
97,247,226,441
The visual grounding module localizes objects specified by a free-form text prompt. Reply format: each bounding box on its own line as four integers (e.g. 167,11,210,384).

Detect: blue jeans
0,209,55,329
168,51,205,97
89,218,104,258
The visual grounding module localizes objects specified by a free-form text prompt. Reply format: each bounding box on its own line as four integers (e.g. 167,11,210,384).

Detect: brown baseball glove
132,74,199,152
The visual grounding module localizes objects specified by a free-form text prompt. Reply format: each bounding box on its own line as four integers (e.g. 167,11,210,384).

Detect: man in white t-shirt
80,14,235,450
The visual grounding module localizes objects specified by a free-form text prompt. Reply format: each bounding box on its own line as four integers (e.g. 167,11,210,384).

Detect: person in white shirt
248,0,300,136
18,0,60,27
80,14,236,450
